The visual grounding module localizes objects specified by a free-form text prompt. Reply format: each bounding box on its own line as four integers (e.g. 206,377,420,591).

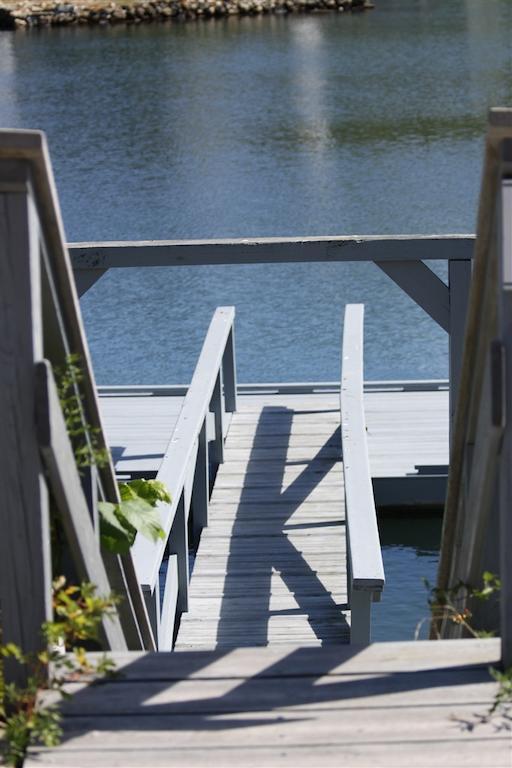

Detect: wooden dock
97,383,448,649
99,384,449,503
26,639,509,767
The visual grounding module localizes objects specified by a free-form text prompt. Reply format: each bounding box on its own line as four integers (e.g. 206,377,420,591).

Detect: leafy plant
54,355,169,554
99,478,169,554
54,354,110,472
0,578,118,767
421,571,501,641
418,572,511,720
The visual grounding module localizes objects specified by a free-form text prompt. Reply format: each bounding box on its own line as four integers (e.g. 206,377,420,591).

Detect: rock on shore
0,0,374,29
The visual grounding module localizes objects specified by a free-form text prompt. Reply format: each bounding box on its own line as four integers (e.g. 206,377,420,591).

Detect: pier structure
0,110,511,766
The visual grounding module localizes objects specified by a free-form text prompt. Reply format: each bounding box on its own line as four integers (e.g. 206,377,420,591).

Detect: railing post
223,326,237,413
143,586,160,647
449,259,472,444
350,589,372,645
168,492,189,616
0,167,53,679
211,370,225,465
191,419,209,547
81,465,99,542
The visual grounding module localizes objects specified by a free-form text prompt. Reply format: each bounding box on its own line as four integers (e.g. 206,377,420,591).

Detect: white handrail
341,304,385,644
131,306,236,648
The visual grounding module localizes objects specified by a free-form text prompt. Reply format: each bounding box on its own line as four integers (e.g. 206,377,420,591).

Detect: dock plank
25,640,508,768
176,395,348,649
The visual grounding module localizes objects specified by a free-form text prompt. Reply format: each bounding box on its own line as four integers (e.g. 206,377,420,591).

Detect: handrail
69,234,474,298
0,128,155,660
132,306,237,649
437,108,512,662
341,304,385,644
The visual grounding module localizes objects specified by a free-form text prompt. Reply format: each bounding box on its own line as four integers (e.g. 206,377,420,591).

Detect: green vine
54,354,109,472
419,572,511,721
55,355,169,553
0,579,118,767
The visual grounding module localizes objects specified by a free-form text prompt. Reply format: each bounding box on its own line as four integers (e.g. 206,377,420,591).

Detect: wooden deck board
176,394,348,650
25,640,509,768
98,386,448,485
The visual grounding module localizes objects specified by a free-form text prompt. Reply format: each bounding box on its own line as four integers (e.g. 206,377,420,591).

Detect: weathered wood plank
35,361,128,651
0,175,53,671
76,638,502,677
69,235,474,289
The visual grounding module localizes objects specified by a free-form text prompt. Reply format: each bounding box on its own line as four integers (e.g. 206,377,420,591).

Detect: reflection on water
0,0,510,385
372,514,442,641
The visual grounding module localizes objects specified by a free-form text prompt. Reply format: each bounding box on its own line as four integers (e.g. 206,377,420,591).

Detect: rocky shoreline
0,0,373,29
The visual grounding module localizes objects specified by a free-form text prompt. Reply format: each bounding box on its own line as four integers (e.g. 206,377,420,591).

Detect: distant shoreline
0,0,373,30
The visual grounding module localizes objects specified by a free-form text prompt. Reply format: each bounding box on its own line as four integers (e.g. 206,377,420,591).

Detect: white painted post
191,419,209,546
223,326,237,413
211,370,225,465
350,590,372,645
143,586,160,646
449,259,472,444
168,492,189,616
0,165,53,676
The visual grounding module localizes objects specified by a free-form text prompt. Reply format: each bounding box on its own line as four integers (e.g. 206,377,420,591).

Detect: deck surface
26,639,510,767
99,385,449,483
176,393,349,649
99,386,449,649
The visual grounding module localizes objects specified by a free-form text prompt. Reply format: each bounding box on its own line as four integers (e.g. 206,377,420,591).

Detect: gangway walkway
176,394,349,648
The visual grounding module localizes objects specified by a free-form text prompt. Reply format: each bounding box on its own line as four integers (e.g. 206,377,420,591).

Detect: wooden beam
68,235,474,284
35,360,128,651
375,259,451,332
74,267,107,297
449,259,472,438
0,173,53,673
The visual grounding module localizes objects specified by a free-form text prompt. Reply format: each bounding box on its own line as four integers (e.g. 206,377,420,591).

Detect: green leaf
118,498,166,543
121,479,171,507
98,502,135,554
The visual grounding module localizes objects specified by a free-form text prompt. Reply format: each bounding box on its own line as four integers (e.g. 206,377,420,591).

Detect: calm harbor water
0,0,510,639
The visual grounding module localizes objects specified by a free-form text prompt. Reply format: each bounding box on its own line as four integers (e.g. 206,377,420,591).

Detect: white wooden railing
69,234,473,440
0,130,155,677
341,304,385,644
438,108,512,666
131,307,237,649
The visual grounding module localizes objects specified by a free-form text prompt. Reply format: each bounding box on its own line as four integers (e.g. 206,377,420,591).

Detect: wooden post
350,590,372,645
449,259,472,444
191,420,209,547
143,586,160,647
223,326,237,413
211,370,225,465
0,164,53,673
168,492,189,616
499,170,512,668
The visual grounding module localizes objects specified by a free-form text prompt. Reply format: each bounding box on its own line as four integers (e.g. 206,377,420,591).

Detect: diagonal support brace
375,259,450,332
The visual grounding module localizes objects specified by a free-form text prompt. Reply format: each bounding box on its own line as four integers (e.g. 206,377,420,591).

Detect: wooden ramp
26,639,509,768
176,394,349,649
